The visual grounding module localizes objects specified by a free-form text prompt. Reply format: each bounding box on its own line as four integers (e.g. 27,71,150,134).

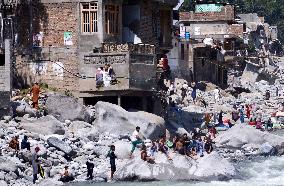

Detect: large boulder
94,102,166,140
113,141,132,159
216,125,284,149
68,121,92,133
47,137,77,157
19,115,65,135
115,152,235,181
11,101,36,117
0,157,19,175
45,94,94,123
194,152,236,179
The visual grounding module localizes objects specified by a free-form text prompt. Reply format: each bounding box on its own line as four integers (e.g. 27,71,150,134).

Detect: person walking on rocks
130,126,144,157
239,105,245,123
32,147,40,184
214,88,220,103
30,82,40,110
181,82,188,101
191,82,197,104
107,145,117,181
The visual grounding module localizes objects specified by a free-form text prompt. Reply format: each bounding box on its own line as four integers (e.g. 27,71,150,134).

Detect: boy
107,145,117,181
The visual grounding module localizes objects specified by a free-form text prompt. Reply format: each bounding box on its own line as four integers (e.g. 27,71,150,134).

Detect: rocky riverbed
1,83,284,186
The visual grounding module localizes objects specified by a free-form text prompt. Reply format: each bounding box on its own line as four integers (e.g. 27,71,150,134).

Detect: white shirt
182,83,189,90
131,130,140,141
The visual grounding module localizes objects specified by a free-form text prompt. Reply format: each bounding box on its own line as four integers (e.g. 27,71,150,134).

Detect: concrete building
0,2,14,118
14,0,178,111
0,40,12,118
174,2,245,86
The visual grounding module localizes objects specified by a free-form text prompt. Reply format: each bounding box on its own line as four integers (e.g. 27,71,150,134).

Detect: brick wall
15,2,79,93
228,24,244,39
180,5,235,22
137,1,160,47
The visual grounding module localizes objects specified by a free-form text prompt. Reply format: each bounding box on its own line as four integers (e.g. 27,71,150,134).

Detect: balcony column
118,94,121,106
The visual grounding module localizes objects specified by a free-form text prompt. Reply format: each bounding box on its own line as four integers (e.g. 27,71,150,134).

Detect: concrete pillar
118,95,121,106
4,39,11,92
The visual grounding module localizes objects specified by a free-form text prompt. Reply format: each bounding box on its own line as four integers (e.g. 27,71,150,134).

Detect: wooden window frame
105,4,120,35
81,2,98,34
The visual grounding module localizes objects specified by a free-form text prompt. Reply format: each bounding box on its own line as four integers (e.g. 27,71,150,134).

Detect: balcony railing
101,43,156,55
80,43,157,93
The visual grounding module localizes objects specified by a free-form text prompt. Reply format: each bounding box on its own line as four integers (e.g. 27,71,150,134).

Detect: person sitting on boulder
59,166,74,183
86,161,94,180
21,135,31,151
149,141,158,157
9,136,19,156
141,145,155,164
130,126,144,157
256,118,263,130
174,138,185,155
158,135,172,160
204,137,213,154
189,147,198,160
196,137,204,157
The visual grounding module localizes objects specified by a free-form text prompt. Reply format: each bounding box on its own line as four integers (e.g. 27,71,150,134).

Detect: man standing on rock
129,126,144,157
107,145,117,182
86,161,94,180
32,147,40,184
30,82,40,110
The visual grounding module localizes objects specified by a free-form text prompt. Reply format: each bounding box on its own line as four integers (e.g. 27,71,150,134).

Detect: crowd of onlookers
130,126,215,164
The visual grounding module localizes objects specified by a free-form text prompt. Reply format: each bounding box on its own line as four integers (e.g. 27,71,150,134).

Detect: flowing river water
68,131,284,186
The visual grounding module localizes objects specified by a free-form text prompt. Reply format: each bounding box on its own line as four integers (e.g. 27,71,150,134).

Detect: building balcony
179,5,235,22
79,43,157,94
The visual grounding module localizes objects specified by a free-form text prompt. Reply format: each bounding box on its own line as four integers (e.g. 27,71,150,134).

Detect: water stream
67,131,284,186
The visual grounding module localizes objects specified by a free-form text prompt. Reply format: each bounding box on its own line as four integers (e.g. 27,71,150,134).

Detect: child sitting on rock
141,145,155,164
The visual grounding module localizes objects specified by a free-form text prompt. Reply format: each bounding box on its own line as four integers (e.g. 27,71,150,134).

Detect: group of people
6,135,118,183
96,64,117,88
129,126,215,164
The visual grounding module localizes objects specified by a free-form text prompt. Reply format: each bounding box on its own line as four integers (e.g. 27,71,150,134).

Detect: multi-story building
14,0,178,112
0,3,14,118
174,1,245,86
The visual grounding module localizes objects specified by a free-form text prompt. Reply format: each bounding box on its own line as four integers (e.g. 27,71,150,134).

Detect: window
105,5,119,34
81,2,98,33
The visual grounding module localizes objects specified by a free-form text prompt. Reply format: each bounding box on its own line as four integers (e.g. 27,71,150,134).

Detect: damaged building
0,3,13,118
175,1,246,87
14,0,178,112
